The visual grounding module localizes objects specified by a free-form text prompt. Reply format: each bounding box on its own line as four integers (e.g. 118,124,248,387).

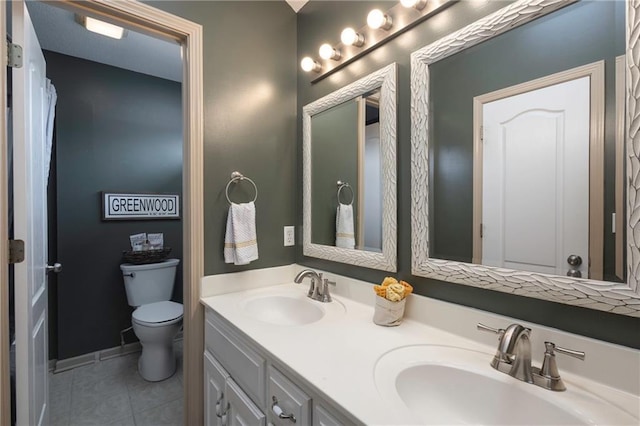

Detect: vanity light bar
301,0,455,81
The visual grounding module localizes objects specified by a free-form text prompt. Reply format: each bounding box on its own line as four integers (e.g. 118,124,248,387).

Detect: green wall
148,0,298,274
46,52,183,359
296,1,640,349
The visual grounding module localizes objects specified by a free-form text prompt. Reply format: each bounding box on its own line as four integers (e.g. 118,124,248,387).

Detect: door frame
472,61,605,279
0,1,205,425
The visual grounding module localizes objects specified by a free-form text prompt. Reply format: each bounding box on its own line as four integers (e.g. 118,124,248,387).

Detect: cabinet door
313,404,351,426
268,367,311,426
206,311,266,407
205,351,230,426
226,379,266,426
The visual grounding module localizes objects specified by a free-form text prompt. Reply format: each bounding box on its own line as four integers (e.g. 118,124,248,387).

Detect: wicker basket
122,248,172,265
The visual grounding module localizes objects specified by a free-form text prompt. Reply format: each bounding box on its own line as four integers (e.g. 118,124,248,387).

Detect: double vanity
200,0,640,424
201,266,640,425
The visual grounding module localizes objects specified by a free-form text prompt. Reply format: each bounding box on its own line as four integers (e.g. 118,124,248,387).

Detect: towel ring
226,171,258,204
336,180,354,205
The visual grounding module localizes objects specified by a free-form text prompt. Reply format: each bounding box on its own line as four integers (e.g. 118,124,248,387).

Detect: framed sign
102,192,180,220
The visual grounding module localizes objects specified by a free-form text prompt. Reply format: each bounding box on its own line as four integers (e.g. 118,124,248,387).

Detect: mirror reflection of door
310,100,359,247
473,62,604,279
360,90,382,252
310,89,382,252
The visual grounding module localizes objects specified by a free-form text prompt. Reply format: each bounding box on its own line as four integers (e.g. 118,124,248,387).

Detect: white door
482,77,590,276
12,0,49,424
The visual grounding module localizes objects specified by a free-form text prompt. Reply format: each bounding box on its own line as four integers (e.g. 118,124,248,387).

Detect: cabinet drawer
206,311,266,407
227,378,266,426
268,366,311,426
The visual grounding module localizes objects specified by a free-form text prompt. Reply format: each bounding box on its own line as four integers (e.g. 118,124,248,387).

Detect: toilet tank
120,258,180,307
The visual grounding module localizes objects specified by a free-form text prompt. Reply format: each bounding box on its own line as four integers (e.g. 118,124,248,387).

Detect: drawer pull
272,396,296,423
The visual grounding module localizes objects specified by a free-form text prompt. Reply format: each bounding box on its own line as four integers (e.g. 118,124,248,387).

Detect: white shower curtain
44,78,57,180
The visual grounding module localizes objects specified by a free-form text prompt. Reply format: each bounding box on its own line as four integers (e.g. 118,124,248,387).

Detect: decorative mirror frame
410,0,640,316
303,63,397,272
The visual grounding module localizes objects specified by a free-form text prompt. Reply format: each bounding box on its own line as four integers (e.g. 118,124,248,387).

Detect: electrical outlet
284,226,295,246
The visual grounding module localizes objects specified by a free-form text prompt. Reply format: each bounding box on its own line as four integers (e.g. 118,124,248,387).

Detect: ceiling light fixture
400,0,428,10
340,27,365,47
301,57,321,73
82,16,125,39
367,9,393,30
319,43,341,61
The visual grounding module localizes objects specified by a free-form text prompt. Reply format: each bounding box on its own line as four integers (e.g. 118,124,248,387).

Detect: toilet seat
133,301,183,327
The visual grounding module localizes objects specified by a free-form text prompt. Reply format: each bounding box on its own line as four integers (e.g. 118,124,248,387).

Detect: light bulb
340,27,365,47
83,16,125,39
400,0,427,9
367,9,392,30
300,57,321,73
319,43,341,60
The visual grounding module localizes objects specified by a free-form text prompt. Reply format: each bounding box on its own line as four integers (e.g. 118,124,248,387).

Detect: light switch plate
284,226,295,246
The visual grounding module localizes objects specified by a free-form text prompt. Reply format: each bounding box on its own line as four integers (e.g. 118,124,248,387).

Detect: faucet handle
536,342,584,391
320,278,336,303
544,342,586,361
544,341,585,361
477,323,505,338
539,342,584,379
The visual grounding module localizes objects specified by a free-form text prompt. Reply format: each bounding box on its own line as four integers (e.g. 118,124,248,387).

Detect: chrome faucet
293,269,335,302
478,323,585,391
492,323,533,383
294,269,321,298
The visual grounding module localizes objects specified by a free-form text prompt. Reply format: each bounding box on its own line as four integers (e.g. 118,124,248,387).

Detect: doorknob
567,255,582,266
566,255,582,278
46,263,62,273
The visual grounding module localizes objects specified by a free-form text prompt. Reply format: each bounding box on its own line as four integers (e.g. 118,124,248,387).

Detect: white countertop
201,278,640,425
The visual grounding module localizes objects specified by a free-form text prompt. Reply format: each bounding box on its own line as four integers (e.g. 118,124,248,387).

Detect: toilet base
132,317,182,382
138,343,176,382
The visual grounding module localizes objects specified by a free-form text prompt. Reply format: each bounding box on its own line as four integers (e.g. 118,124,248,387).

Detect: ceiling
25,0,307,83
26,0,182,82
286,0,309,12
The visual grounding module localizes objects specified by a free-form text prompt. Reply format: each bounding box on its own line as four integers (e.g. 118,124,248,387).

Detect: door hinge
480,224,483,238
480,125,484,142
7,42,23,68
8,239,25,264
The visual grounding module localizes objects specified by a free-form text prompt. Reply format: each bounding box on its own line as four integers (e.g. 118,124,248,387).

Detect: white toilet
120,258,183,382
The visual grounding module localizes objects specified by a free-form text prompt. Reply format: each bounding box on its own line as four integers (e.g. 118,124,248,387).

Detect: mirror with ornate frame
303,63,397,271
411,0,640,316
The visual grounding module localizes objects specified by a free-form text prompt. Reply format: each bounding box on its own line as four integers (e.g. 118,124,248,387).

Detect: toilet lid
133,301,183,324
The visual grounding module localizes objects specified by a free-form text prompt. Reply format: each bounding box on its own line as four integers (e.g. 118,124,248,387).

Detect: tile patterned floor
50,340,183,426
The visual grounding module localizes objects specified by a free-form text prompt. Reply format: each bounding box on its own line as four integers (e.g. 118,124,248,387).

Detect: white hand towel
224,202,259,265
336,203,355,249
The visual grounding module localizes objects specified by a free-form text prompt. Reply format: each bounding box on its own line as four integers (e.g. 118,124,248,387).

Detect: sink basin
374,345,637,425
239,294,344,326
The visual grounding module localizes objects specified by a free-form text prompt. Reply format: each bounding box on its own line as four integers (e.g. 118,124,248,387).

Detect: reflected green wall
311,100,359,246
296,1,640,349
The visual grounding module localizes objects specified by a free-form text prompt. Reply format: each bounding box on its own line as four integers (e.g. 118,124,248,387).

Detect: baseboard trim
51,335,184,373
52,341,142,373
